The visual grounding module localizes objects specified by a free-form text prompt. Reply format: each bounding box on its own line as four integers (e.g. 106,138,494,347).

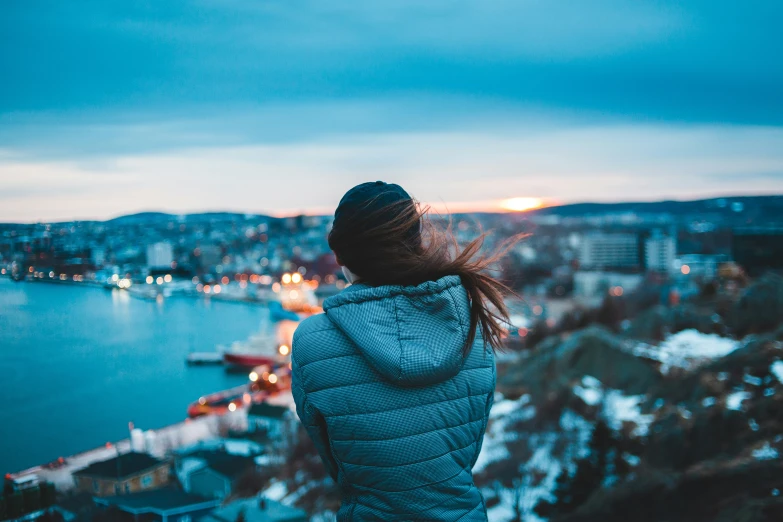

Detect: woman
291,181,520,521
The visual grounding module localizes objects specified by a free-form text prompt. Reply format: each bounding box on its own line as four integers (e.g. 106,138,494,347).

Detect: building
73,452,170,497
147,242,174,269
573,271,644,299
644,232,676,272
247,403,295,440
675,254,729,279
579,233,641,270
93,488,220,522
732,226,783,277
175,449,260,500
0,476,57,521
202,495,308,522
197,245,223,270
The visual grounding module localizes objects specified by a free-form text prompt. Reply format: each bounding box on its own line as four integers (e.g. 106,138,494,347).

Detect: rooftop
185,451,257,481
94,487,220,515
72,451,165,480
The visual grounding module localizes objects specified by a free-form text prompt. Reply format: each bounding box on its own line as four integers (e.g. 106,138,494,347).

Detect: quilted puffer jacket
291,275,496,521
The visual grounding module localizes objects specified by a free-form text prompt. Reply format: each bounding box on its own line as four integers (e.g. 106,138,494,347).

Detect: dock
186,352,224,365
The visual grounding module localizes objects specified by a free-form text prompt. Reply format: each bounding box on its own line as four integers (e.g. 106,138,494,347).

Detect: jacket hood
323,275,470,387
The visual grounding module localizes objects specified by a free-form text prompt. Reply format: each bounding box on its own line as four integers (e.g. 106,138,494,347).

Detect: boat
187,384,256,418
187,363,290,417
221,303,300,369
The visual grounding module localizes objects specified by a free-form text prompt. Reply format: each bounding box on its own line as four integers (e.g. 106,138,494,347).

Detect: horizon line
1,191,780,226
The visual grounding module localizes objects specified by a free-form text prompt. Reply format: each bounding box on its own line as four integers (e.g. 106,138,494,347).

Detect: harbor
0,278,306,476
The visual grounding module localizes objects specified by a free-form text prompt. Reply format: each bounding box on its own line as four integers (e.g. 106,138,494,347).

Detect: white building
645,233,676,272
579,233,640,269
146,242,173,269
574,271,644,299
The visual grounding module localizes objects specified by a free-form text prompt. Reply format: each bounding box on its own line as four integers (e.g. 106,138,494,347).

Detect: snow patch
475,395,536,472
572,376,653,436
262,480,288,501
604,392,654,436
744,374,763,386
771,361,783,384
633,330,739,374
726,391,751,411
752,442,779,461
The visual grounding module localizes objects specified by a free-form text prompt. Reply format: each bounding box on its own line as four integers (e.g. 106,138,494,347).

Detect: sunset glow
500,197,545,212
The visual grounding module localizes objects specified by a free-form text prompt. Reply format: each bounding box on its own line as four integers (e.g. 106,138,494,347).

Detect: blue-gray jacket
291,275,496,521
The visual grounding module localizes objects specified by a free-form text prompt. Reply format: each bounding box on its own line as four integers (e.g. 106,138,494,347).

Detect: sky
1,0,782,222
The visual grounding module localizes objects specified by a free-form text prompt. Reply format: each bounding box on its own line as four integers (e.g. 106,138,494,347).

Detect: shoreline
0,274,271,307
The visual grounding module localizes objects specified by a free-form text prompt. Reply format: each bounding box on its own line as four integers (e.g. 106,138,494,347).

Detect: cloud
2,122,780,222
1,0,781,123
0,0,781,221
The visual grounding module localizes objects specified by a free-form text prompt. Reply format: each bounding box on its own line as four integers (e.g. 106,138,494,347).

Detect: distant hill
106,211,275,225
531,194,783,220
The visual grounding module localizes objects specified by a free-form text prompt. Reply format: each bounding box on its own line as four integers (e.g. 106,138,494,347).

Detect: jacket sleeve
291,344,339,482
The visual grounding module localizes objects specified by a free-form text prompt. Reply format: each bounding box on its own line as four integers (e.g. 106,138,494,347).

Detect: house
176,450,258,499
201,495,308,522
93,488,220,522
246,403,294,440
73,452,170,497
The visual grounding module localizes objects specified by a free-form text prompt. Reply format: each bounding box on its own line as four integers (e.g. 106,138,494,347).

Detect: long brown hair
328,197,526,355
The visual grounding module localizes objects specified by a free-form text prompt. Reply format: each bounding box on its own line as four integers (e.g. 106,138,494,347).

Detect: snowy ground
631,329,740,374
476,392,594,522
574,376,653,436
771,361,783,384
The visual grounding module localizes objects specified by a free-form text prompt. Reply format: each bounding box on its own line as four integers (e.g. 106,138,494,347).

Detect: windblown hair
328,197,526,354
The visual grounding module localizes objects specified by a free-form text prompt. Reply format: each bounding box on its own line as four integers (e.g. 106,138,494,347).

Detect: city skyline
2,1,782,222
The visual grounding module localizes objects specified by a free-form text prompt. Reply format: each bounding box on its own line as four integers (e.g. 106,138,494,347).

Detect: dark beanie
330,181,421,271
333,181,418,236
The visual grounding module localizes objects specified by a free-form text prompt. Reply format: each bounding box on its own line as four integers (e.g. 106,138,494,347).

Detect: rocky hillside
474,324,783,522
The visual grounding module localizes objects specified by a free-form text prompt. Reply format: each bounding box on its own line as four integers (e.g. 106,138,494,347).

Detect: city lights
291,272,302,284
146,276,154,284
281,273,292,284
278,344,290,356
268,374,278,384
249,371,259,382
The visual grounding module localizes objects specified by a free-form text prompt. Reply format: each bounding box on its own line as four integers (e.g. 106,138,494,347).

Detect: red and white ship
221,274,321,368
221,309,291,368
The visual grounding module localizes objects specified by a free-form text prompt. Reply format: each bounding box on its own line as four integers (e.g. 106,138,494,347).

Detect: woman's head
328,181,525,353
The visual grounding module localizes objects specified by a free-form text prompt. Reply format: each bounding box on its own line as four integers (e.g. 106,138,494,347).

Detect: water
0,279,264,474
